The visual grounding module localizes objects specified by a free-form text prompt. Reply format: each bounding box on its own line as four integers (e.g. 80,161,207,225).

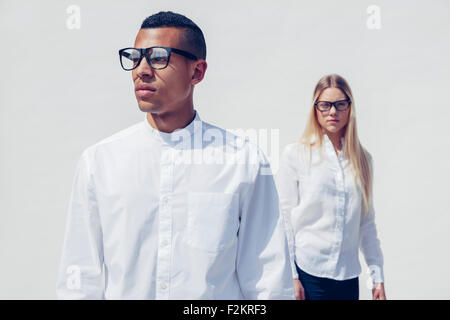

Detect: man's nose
136,57,154,78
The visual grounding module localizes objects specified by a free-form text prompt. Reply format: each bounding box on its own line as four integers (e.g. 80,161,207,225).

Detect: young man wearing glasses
56,11,294,300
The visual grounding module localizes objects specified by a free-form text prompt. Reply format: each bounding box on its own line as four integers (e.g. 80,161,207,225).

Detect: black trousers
295,263,359,300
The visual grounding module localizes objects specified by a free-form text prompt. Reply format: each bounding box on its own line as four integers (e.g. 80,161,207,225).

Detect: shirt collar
323,133,345,159
143,110,202,146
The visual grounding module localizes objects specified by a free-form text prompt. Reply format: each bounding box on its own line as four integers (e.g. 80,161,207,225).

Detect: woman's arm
360,152,386,300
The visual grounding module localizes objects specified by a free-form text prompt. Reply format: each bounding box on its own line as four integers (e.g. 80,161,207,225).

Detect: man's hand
372,282,386,300
293,279,305,300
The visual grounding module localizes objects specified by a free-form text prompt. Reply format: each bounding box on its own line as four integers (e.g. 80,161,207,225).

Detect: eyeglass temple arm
171,48,198,60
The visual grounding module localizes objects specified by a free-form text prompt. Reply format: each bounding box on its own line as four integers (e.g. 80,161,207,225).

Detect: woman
276,74,386,300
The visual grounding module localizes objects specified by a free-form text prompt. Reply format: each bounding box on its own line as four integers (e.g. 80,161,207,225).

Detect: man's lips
136,85,156,91
135,85,156,98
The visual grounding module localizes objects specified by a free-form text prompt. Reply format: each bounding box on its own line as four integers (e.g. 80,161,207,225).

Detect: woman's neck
325,131,343,154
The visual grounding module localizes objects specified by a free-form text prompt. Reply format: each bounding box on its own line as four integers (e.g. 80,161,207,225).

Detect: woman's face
315,87,351,135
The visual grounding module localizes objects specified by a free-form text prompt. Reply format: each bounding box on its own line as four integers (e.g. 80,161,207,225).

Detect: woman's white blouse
276,134,384,283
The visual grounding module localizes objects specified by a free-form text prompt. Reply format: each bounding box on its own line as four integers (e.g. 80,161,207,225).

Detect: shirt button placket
156,145,174,300
333,162,346,267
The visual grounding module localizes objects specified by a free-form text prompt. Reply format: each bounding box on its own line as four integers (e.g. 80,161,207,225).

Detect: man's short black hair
141,11,206,60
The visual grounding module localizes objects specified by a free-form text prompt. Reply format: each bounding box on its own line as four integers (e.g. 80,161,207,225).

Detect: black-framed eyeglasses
118,46,198,71
314,99,351,112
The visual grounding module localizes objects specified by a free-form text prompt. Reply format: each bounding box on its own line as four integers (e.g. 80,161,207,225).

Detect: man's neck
146,107,196,134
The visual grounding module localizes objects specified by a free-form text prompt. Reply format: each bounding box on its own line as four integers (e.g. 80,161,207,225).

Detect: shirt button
160,283,167,290
162,240,169,246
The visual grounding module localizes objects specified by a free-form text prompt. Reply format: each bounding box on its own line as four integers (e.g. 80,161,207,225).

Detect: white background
1,0,449,299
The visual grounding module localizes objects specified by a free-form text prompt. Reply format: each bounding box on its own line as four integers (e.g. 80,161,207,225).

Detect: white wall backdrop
1,0,449,299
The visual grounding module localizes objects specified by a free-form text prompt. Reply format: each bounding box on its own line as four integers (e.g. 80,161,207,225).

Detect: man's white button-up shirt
57,111,295,299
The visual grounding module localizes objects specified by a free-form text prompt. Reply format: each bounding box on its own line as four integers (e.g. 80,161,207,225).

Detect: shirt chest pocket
186,192,239,253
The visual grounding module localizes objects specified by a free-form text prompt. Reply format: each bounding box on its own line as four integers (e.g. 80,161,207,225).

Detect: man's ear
191,60,207,86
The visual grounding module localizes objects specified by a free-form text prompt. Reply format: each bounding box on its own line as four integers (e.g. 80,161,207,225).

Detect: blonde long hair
300,74,372,214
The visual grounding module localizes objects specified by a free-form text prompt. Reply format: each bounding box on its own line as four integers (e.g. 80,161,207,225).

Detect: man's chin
137,100,162,114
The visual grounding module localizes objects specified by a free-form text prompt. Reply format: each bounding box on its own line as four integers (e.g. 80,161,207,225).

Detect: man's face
132,27,195,114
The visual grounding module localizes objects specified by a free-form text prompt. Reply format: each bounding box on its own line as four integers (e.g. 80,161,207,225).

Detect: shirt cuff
369,265,384,283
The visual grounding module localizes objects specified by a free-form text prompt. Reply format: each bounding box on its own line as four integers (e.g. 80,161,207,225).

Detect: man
56,11,294,299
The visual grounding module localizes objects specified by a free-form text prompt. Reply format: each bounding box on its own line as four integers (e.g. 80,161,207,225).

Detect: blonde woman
276,74,386,300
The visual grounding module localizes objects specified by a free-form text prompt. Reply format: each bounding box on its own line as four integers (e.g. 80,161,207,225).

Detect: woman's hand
372,282,386,300
293,279,305,300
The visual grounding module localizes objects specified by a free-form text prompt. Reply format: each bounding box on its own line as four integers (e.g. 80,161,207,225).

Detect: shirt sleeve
235,148,295,300
56,150,105,299
275,144,300,280
359,152,384,283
